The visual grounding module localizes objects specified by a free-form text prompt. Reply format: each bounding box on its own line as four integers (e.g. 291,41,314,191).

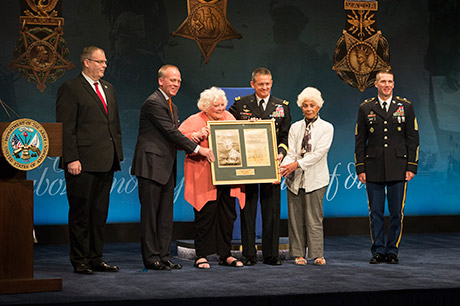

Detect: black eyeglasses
87,59,108,65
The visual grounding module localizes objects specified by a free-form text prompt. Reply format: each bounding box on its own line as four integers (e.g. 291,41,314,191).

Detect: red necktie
94,82,108,113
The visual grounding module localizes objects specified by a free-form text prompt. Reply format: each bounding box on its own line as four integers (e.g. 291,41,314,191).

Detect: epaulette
395,96,411,104
360,97,376,106
235,96,241,101
282,100,289,105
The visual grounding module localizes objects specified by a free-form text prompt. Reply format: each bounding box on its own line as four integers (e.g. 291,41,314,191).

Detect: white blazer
281,116,334,195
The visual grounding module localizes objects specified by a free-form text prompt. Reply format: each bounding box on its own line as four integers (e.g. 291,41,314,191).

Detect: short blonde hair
297,87,324,108
197,87,228,111
158,64,179,78
376,68,393,81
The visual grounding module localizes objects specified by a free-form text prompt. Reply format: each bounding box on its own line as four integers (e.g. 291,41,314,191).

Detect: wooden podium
0,122,63,294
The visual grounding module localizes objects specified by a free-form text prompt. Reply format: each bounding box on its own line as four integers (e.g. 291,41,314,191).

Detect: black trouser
194,186,236,259
66,170,113,268
240,183,280,259
138,174,175,265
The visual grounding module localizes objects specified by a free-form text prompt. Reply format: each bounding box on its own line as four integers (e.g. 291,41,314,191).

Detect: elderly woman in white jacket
279,87,334,266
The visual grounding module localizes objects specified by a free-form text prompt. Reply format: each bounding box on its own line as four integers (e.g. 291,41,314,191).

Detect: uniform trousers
287,186,326,259
366,180,407,256
65,169,114,268
194,186,236,259
138,173,175,266
240,183,280,259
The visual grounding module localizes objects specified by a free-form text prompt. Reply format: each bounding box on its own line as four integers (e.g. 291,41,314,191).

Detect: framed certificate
207,120,280,185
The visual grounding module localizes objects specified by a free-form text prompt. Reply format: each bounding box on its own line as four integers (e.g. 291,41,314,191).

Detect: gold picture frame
207,120,280,185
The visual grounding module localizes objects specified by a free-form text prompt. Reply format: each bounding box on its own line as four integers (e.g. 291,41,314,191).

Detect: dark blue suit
355,96,419,256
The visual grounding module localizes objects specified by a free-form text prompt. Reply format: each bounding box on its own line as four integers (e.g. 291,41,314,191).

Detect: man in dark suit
355,69,419,265
228,67,291,265
56,46,123,274
131,64,214,271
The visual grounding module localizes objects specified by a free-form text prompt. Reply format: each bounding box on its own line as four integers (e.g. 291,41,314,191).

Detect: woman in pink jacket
179,87,245,269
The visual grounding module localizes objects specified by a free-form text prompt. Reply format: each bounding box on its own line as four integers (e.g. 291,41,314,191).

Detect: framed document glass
208,120,280,185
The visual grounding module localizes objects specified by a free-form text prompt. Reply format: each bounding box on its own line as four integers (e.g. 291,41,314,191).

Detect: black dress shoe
263,257,282,265
162,260,183,269
386,253,399,264
369,253,386,264
74,263,93,274
145,261,171,271
243,256,257,266
90,261,119,272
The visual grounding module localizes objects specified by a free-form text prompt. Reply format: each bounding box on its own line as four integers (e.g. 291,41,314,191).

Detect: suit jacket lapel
387,98,398,119
80,75,108,117
246,94,262,117
172,103,179,127
372,100,387,119
263,96,277,118
156,89,176,124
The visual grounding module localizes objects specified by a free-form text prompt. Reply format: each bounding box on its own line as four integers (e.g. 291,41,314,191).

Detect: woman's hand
279,161,298,177
191,127,210,143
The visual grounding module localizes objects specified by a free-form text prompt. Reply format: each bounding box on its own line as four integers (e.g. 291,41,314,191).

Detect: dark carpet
2,233,460,306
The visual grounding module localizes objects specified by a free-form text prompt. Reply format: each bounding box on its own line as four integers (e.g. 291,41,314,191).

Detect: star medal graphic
332,1,390,91
172,0,242,63
1,118,49,171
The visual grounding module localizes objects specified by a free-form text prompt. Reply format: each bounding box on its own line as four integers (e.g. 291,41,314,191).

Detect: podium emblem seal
1,118,49,171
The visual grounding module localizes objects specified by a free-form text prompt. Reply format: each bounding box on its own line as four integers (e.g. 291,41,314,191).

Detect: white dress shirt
82,72,107,103
281,116,334,194
378,95,392,112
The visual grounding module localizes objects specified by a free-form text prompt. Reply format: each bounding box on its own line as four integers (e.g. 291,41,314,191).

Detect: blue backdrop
0,0,459,226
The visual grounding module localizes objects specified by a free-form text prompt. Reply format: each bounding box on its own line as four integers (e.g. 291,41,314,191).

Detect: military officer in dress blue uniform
355,69,419,264
229,67,291,266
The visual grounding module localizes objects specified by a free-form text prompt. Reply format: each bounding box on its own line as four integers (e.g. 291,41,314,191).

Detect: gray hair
297,87,324,108
197,87,228,111
251,67,272,82
80,46,103,65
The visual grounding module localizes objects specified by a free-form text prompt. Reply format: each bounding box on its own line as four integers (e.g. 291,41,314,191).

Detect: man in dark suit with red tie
228,67,291,266
56,46,123,274
131,64,214,270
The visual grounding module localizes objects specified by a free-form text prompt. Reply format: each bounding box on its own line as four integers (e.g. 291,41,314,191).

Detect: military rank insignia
1,118,49,171
172,0,242,63
332,1,390,91
8,0,74,92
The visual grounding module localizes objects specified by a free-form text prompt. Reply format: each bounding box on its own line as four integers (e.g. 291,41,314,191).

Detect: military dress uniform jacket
228,94,291,156
354,96,419,182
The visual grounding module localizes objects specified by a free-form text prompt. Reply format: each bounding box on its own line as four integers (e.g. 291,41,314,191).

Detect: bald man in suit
56,46,123,274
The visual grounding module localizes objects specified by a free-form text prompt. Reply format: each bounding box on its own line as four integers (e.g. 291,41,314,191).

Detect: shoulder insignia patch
396,96,411,104
361,97,376,106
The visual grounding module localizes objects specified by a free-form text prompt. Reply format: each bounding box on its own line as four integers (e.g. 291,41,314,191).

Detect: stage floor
1,233,460,305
